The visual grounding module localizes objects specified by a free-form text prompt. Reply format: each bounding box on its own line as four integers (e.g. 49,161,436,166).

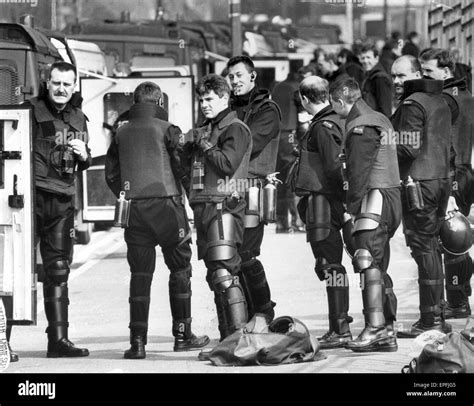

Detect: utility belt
403,176,424,211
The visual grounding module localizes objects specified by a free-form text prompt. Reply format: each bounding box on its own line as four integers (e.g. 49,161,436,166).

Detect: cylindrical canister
262,183,277,223
406,176,423,211
114,191,131,228
244,184,261,228
192,161,205,190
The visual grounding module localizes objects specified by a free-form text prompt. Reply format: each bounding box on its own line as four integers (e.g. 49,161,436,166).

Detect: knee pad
45,260,70,284
211,268,236,293
352,249,373,273
207,213,238,261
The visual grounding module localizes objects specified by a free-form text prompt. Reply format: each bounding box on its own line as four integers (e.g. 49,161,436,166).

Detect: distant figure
337,48,364,87
402,32,421,58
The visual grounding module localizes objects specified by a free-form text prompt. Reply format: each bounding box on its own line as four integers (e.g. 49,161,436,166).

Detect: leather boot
4,297,19,362
124,335,146,359
169,269,210,351
444,253,472,319
319,268,352,349
346,268,397,352
44,283,89,358
240,259,275,321
397,316,453,338
173,319,210,352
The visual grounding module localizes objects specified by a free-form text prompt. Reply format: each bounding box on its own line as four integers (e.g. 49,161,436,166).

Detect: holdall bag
402,331,474,373
208,314,325,366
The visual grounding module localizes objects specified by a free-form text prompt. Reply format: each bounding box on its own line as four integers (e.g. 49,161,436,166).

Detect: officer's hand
446,195,459,215
68,139,88,162
193,126,211,144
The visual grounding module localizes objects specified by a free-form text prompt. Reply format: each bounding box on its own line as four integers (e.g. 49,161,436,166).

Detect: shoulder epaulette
352,126,364,134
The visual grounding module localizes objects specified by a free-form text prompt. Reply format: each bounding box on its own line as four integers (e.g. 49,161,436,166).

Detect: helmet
439,211,473,255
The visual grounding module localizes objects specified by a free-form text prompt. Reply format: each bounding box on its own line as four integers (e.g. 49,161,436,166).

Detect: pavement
2,224,473,374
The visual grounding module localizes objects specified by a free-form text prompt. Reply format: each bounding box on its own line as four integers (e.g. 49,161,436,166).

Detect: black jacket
361,62,393,118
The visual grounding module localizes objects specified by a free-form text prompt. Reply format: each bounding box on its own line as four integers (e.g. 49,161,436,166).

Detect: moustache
54,92,67,97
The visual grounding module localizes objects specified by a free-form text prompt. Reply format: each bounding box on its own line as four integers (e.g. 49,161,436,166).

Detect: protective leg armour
239,258,275,321
211,269,248,340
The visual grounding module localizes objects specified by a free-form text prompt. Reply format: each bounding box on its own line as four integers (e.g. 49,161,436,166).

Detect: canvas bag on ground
208,314,324,366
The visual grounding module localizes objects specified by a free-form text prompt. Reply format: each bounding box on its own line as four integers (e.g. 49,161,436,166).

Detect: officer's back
115,92,180,200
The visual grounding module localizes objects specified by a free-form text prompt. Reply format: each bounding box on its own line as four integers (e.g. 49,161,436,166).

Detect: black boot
4,297,19,362
444,253,472,319
173,319,210,352
397,316,453,338
6,326,18,363
124,336,146,359
346,268,397,352
319,267,352,349
240,259,275,321
169,269,210,351
44,283,89,358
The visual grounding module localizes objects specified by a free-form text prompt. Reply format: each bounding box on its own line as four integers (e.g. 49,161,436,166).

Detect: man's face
317,54,331,76
391,59,421,98
227,62,255,96
360,51,378,72
421,58,448,80
199,90,229,119
47,68,76,108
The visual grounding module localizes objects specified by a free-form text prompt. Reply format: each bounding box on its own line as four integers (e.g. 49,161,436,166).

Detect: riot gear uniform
291,105,353,348
231,87,282,321
29,94,91,358
185,108,253,341
106,102,209,357
392,78,453,337
343,98,401,352
442,77,474,319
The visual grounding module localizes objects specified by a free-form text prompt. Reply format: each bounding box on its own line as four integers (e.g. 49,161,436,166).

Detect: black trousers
124,196,193,338
35,189,74,271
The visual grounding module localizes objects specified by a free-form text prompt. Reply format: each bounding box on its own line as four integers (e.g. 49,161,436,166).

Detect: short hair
394,55,422,74
133,81,162,104
329,77,361,104
299,76,329,104
48,61,77,81
419,48,456,73
298,63,318,77
407,31,419,41
226,55,255,72
196,74,230,98
360,43,379,58
325,52,338,64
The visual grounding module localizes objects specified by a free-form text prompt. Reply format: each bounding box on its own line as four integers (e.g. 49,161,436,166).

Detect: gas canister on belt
114,191,131,228
262,172,282,223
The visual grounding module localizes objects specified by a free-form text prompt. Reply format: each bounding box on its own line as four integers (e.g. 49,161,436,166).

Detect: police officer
420,48,473,319
29,61,90,357
391,55,453,337
226,56,282,321
359,44,393,118
329,78,401,352
292,76,353,349
179,74,251,353
105,82,209,359
272,71,303,233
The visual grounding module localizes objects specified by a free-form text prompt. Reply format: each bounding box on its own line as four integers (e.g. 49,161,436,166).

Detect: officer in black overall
29,61,90,358
177,74,252,360
105,81,209,358
291,75,355,349
330,78,401,352
420,48,474,319
226,55,282,321
391,55,453,337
